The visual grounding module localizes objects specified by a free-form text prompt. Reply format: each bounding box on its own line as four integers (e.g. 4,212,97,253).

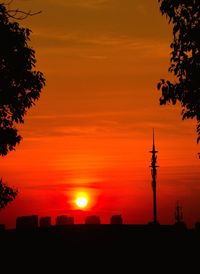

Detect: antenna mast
149,129,159,224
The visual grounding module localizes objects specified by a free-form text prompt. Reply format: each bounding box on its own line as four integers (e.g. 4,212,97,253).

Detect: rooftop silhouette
85,215,101,224
110,214,123,224
40,216,51,228
16,215,38,230
56,215,74,226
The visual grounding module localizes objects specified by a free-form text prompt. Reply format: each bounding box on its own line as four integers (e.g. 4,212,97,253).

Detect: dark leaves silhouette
0,178,18,210
157,0,200,143
0,3,45,156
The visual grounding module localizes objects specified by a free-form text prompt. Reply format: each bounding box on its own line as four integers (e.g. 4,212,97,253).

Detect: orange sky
1,0,200,228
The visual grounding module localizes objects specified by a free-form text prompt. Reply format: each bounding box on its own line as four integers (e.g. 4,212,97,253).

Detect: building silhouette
56,215,74,225
16,215,38,229
110,215,123,224
56,215,68,225
40,216,51,227
66,216,74,224
85,215,101,224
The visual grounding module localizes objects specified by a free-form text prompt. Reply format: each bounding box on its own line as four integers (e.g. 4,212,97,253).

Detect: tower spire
175,202,183,224
149,129,159,224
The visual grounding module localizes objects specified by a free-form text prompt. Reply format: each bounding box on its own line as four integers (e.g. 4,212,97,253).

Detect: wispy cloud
49,0,111,8
33,30,170,60
23,181,104,191
21,108,195,141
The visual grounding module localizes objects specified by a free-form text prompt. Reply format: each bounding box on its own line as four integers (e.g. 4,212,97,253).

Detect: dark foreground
0,224,199,270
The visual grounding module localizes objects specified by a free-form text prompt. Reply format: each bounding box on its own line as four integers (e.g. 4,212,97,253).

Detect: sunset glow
75,196,88,209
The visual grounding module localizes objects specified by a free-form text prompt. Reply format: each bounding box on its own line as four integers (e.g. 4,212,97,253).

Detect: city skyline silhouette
1,131,198,230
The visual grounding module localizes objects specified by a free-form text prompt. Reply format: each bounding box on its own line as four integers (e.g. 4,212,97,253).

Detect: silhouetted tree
157,0,200,143
0,178,17,210
0,3,45,156
0,2,45,208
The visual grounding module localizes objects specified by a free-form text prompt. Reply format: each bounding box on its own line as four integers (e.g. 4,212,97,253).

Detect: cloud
50,0,111,9
32,30,170,61
21,108,194,141
23,181,104,191
15,0,171,41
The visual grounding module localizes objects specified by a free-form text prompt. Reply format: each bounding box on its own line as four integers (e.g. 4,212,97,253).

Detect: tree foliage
0,3,45,156
0,178,18,210
157,0,200,142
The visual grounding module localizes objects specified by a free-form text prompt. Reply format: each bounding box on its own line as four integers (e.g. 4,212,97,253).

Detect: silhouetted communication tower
149,130,159,224
175,202,183,224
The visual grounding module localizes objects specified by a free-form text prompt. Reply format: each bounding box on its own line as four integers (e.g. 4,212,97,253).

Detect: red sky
1,0,200,228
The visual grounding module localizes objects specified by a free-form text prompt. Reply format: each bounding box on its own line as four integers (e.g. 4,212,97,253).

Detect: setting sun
75,196,88,209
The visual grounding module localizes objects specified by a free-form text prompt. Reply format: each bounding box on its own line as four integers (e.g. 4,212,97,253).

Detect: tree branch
0,1,42,20
2,0,14,5
7,9,42,20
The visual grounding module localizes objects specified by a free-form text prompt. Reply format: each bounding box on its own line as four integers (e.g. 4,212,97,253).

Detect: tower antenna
149,129,159,224
175,202,183,224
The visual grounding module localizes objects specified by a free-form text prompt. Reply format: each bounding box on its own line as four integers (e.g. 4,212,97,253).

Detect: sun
75,196,88,208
